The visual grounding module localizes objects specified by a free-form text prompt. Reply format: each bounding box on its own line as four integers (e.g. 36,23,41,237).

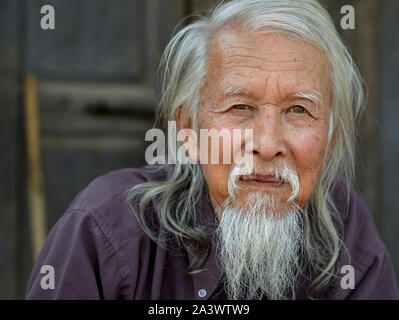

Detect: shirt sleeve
330,184,399,300
25,209,130,299
347,247,399,300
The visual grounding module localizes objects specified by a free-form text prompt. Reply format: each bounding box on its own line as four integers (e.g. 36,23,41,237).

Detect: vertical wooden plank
24,75,47,260
350,0,381,230
325,0,382,228
0,0,19,299
380,0,399,286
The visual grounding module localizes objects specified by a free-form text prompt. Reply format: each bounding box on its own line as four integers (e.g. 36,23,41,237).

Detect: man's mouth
239,174,286,188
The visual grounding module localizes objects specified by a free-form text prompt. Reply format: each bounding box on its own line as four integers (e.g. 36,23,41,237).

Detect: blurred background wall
0,0,398,299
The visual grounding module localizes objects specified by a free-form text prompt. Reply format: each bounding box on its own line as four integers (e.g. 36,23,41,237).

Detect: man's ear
175,106,199,163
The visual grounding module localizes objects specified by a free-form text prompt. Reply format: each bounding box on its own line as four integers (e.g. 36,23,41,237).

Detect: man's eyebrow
223,86,251,98
221,86,325,107
292,89,324,106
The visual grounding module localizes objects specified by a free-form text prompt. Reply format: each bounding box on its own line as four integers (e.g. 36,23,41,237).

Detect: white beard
215,162,306,300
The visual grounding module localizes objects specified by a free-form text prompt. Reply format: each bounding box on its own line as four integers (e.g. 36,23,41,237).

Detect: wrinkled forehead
204,27,332,107
209,24,329,66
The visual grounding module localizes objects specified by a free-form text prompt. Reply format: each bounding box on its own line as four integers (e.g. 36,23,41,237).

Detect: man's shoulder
331,180,385,253
69,165,171,209
329,181,398,299
331,181,390,286
60,164,174,237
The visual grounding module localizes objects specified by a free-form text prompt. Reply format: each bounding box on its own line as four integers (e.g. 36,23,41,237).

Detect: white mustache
228,160,300,203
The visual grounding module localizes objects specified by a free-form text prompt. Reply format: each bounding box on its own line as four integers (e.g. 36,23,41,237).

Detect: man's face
196,29,332,214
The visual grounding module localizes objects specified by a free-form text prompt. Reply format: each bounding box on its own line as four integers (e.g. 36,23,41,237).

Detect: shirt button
197,289,207,298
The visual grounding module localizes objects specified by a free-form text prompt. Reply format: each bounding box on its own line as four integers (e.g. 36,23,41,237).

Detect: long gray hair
126,0,365,298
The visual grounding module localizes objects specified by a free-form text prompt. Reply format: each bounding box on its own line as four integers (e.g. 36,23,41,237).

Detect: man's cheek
291,134,327,202
293,131,327,163
203,165,230,196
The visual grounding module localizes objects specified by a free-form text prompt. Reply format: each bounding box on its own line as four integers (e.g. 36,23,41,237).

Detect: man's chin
225,191,297,218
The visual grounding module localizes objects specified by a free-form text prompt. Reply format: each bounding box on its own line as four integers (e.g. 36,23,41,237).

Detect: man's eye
232,105,249,110
290,105,306,114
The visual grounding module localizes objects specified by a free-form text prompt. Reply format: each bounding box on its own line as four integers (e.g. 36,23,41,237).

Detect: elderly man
26,0,398,300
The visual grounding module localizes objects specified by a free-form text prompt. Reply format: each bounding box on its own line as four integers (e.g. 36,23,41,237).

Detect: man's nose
250,109,288,161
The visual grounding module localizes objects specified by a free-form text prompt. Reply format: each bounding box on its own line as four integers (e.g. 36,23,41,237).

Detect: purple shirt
25,165,399,300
